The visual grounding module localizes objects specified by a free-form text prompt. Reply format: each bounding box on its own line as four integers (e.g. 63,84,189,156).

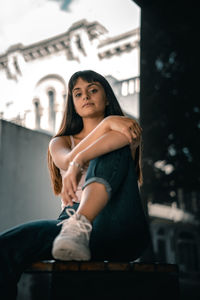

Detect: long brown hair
48,70,143,195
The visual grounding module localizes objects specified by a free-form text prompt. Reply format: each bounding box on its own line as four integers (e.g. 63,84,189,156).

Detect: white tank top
60,135,87,210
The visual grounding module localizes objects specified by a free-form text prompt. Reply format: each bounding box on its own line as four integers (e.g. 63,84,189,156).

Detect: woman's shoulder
49,135,71,152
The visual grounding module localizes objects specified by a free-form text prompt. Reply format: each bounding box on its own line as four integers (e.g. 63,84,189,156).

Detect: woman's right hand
61,162,82,206
104,115,142,144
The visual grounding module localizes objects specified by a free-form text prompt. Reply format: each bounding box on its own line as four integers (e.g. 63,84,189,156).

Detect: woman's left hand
61,162,82,206
104,115,142,144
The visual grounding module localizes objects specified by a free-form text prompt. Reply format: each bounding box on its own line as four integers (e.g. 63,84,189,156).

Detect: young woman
0,70,150,299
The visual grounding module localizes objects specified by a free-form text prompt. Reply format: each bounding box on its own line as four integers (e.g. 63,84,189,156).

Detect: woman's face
72,77,108,119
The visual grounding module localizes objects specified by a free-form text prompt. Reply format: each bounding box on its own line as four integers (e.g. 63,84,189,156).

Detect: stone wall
0,119,60,232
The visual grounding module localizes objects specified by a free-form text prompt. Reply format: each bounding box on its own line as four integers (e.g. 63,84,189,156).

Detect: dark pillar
134,0,198,207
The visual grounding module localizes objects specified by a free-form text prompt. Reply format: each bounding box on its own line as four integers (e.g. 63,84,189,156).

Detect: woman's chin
80,111,105,119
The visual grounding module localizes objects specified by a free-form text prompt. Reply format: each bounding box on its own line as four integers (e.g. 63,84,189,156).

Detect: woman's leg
52,146,150,262
51,146,132,261
76,182,109,222
80,145,151,261
77,145,131,222
0,203,79,299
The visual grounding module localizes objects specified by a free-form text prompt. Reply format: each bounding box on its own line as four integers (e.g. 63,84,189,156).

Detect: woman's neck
78,116,104,138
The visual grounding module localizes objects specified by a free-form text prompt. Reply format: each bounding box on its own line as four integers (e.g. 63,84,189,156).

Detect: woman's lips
83,102,94,107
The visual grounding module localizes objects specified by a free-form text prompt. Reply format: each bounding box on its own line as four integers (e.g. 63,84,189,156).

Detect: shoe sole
52,239,91,261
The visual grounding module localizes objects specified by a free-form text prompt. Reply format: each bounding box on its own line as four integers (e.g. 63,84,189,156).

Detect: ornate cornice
98,28,140,47
0,19,139,68
98,28,140,59
0,19,108,65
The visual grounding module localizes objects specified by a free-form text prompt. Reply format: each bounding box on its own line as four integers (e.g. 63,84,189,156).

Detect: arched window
121,81,128,96
48,90,56,132
157,227,165,235
33,99,40,129
177,231,199,272
128,79,135,94
135,77,140,93
156,227,167,262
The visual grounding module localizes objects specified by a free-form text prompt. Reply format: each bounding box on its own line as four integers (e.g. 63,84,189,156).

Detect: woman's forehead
72,78,102,90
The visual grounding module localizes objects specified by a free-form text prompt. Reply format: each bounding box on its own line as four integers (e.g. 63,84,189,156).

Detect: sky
0,0,140,55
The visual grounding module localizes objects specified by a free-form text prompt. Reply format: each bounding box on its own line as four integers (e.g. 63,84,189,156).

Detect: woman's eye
89,88,98,94
75,93,81,97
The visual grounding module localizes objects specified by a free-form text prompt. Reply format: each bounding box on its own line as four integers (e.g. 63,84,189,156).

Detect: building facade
148,200,200,290
0,19,140,134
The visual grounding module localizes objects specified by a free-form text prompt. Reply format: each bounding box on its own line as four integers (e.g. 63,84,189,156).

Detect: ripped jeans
0,145,151,299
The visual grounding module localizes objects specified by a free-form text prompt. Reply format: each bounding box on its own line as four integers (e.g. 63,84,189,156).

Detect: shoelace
57,208,92,240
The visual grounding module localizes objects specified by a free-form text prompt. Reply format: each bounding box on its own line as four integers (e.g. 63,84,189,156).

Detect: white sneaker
52,208,92,261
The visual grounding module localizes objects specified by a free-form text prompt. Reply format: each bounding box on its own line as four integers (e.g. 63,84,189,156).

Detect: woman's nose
83,93,89,100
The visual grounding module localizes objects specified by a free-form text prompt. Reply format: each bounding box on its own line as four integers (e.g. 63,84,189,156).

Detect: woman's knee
82,145,131,198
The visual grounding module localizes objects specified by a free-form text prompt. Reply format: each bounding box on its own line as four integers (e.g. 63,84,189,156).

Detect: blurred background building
0,19,140,133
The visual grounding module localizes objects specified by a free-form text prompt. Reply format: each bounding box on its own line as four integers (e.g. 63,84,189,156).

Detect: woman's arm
74,130,135,167
49,115,141,171
61,130,141,206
